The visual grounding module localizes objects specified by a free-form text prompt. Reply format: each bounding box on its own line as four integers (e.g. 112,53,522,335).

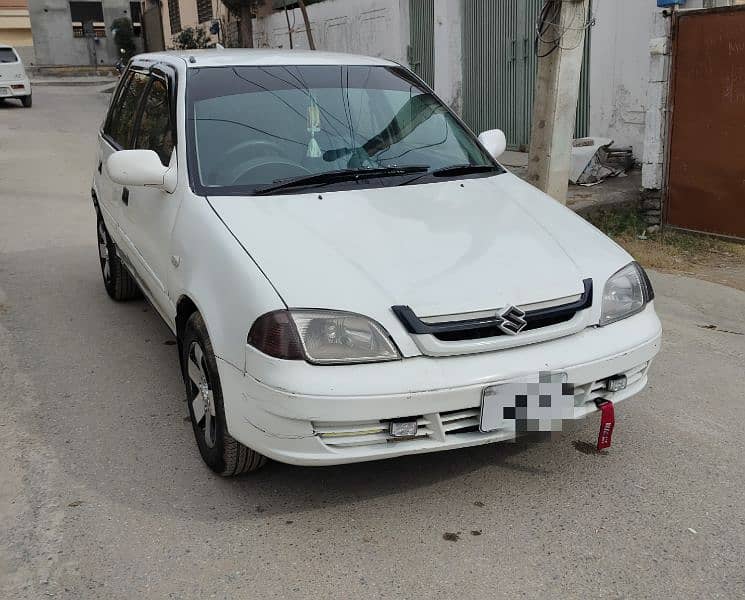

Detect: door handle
121,187,129,206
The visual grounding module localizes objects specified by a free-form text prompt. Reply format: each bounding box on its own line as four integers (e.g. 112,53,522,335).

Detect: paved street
1,86,744,600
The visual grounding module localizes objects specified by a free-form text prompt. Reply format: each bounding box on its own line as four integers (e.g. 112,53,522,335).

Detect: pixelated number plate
0,88,10,97
480,378,575,433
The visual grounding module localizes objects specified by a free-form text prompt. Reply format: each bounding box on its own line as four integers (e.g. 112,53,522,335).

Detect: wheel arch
176,294,200,377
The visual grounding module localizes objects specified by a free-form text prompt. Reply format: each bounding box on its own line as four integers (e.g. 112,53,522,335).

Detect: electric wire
535,0,594,59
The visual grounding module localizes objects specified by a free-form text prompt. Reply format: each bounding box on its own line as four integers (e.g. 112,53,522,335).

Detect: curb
31,79,118,87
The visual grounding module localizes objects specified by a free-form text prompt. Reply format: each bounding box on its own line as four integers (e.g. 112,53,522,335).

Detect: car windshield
186,65,502,195
0,48,19,63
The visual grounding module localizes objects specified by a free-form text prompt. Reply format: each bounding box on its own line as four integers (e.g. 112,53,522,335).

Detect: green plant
174,26,212,50
110,17,136,62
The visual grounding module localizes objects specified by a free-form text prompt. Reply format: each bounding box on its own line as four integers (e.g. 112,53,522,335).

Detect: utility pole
527,0,591,204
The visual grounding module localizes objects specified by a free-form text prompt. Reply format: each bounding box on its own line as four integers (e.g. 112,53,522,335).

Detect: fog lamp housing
606,375,628,393
389,420,418,439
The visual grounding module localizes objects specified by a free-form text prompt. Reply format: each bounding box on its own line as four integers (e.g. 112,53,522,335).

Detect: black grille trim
392,279,593,340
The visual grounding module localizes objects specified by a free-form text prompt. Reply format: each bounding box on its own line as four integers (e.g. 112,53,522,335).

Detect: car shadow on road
0,98,23,109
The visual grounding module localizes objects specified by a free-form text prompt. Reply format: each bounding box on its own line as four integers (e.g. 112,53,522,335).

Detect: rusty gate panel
665,7,745,240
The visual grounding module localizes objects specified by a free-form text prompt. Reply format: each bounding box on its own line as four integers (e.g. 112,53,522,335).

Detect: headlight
599,262,654,326
248,310,401,365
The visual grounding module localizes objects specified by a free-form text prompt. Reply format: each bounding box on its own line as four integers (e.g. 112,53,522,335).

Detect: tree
174,26,212,50
110,17,137,62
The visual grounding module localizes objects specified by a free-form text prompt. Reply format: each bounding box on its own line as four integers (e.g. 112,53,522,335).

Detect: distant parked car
0,45,31,107
93,50,661,476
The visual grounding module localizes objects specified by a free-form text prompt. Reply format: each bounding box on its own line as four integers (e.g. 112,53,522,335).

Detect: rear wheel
96,211,140,301
21,95,31,108
182,312,267,476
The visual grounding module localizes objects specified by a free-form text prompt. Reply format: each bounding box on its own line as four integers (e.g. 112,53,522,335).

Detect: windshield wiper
400,163,500,186
253,166,429,195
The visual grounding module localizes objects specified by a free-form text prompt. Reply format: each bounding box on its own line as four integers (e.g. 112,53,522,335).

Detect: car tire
96,211,140,301
182,312,267,476
21,95,31,108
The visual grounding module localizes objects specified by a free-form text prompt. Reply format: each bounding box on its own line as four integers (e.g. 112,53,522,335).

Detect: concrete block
649,36,669,56
652,12,669,38
643,140,664,166
644,108,663,142
646,80,668,111
642,162,664,190
648,54,668,83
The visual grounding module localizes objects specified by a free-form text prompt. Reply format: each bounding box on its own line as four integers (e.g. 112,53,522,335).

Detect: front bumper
219,305,662,466
0,79,30,98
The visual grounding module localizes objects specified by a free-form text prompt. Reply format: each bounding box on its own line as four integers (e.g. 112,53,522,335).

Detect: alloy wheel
97,220,111,283
187,341,217,448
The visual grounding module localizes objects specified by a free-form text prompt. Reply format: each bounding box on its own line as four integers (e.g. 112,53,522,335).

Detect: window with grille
196,0,213,23
167,0,181,33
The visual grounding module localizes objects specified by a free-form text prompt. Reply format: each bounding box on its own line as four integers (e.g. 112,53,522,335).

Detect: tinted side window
106,71,149,148
135,78,175,165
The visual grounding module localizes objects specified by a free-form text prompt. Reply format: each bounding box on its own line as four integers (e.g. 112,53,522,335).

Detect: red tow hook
595,400,615,451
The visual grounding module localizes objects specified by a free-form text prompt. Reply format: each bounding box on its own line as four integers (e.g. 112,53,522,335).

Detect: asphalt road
1,86,744,600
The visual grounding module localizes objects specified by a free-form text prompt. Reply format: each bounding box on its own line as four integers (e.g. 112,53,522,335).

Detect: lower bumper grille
313,362,650,451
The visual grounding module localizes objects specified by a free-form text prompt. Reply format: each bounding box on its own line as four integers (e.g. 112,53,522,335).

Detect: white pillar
527,0,591,204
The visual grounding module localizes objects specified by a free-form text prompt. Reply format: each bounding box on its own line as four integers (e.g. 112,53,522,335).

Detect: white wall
588,0,657,157
253,0,410,65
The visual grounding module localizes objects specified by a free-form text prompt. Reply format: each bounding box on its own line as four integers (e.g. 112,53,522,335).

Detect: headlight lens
599,262,653,326
248,310,401,364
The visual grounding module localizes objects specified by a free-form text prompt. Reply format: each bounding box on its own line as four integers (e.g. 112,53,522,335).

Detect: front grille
440,408,480,434
393,279,593,343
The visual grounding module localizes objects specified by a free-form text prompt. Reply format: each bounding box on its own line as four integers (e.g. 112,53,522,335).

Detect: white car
93,50,661,475
0,44,31,107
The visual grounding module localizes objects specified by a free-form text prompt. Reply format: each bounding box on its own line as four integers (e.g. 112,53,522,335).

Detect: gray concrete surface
1,86,744,600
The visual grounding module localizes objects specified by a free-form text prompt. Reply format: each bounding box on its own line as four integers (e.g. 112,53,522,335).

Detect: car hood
208,173,631,321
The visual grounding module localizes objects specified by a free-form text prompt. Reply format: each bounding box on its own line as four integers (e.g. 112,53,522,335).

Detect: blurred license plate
0,88,10,97
480,375,575,433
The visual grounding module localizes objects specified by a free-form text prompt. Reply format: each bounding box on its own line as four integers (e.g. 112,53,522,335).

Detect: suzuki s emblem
497,305,527,335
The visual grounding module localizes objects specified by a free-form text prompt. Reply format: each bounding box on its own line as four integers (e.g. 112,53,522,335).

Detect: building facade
28,0,144,65
0,0,33,62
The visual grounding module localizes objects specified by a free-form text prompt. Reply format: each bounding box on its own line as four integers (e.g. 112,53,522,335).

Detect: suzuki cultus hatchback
93,50,661,475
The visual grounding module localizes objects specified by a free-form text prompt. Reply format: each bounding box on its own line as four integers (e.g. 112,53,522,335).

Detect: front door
120,68,180,321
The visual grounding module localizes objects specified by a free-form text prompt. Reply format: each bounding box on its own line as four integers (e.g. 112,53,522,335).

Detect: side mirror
106,149,174,191
478,129,507,160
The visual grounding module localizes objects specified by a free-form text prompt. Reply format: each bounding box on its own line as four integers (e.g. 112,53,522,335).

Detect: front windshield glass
186,65,502,195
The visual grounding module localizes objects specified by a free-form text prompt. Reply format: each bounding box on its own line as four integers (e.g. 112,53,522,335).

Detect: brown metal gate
665,7,745,240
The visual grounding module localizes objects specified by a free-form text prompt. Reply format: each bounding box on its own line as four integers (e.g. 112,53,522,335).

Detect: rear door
120,67,180,321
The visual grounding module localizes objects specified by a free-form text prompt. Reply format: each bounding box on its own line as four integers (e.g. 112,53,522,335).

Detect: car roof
133,48,398,69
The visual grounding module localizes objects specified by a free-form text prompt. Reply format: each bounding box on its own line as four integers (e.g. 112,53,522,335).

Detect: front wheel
182,312,267,476
21,95,31,108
